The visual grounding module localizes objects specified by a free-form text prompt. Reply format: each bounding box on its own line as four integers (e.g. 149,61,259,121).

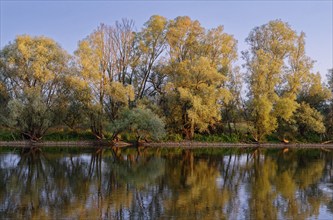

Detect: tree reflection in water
0,147,332,219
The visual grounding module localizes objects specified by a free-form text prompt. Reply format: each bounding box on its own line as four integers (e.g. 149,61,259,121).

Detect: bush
109,107,166,142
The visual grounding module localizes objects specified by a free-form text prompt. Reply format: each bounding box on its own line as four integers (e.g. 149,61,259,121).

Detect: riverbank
144,142,333,149
1,140,333,149
0,140,130,148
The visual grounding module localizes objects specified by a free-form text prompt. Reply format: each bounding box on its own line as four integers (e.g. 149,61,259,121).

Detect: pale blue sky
1,1,332,78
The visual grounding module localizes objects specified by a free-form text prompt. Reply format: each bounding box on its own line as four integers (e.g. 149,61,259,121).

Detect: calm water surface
0,147,333,219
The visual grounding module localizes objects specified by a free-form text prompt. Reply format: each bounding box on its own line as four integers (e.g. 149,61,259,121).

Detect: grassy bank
0,128,331,145
0,129,98,141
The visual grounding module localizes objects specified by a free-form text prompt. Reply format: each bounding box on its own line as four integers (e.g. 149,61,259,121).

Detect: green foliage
0,35,70,140
244,20,329,142
134,15,168,100
0,17,331,144
165,57,230,139
42,130,97,141
244,20,299,141
165,133,184,142
74,21,136,138
266,134,282,143
294,102,326,136
0,129,97,141
296,133,322,143
0,129,20,141
163,16,237,140
118,132,137,142
221,67,244,135
109,107,166,141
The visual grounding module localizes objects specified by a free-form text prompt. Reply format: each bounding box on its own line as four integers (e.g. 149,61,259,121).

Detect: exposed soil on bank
0,140,130,148
143,141,333,149
1,140,333,149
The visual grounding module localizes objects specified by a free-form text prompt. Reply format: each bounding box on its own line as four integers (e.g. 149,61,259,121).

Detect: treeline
0,15,332,142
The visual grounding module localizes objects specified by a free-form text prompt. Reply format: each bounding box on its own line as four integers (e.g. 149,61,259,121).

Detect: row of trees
0,15,332,142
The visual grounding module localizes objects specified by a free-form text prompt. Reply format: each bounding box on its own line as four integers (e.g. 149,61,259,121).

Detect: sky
1,0,332,80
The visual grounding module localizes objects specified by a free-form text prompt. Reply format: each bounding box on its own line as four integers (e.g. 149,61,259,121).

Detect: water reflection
0,147,332,219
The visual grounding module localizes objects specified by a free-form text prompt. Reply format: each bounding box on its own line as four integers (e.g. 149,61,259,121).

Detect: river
0,147,333,219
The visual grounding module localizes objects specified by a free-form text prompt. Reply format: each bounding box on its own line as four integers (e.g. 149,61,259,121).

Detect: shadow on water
0,147,333,219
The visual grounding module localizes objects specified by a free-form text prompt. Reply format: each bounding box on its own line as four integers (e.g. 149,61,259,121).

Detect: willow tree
165,57,228,139
0,35,69,140
163,16,237,139
202,25,240,134
110,19,138,85
75,22,134,138
222,67,244,135
244,20,328,141
61,64,91,130
134,15,168,101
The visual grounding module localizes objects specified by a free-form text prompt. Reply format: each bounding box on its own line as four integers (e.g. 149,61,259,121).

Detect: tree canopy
0,35,70,140
0,16,331,142
243,20,329,141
